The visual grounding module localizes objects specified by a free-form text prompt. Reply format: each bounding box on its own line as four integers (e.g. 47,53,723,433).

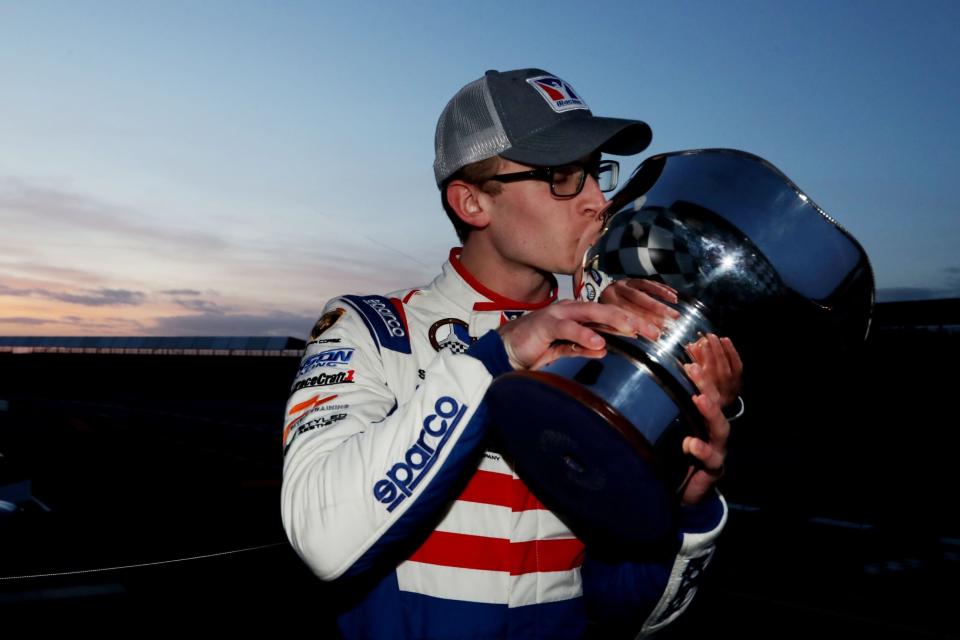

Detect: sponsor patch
499,310,525,326
283,393,339,445
309,308,345,341
584,283,597,301
291,369,355,392
343,295,411,354
292,402,349,415
373,396,466,512
428,318,473,354
283,413,347,455
286,406,325,433
288,392,338,416
526,75,589,113
297,348,355,376
309,338,341,345
588,268,603,286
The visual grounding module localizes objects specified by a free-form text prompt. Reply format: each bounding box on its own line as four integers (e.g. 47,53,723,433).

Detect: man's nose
579,174,608,219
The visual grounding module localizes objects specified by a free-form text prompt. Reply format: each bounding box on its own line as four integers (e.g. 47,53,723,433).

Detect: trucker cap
434,68,652,186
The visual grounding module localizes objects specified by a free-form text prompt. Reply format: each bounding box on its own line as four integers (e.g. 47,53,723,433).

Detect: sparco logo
297,348,355,376
363,297,405,338
373,396,466,512
292,369,355,392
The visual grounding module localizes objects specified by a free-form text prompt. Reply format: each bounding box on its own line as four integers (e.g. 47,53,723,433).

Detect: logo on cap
526,75,589,113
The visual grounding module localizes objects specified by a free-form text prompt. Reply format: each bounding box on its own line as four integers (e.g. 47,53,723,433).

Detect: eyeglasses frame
486,159,620,199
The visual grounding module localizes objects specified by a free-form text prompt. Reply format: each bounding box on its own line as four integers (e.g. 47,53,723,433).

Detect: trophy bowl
485,149,875,549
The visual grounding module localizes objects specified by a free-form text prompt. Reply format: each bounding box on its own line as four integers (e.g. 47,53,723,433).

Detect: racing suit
281,248,727,639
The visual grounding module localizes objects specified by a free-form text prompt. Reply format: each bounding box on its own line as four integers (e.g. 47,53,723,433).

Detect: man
281,68,741,639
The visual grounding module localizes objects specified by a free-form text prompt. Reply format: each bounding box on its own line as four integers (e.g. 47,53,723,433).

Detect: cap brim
500,115,652,167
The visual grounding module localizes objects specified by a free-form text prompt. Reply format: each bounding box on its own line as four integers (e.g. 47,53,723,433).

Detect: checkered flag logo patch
429,318,474,353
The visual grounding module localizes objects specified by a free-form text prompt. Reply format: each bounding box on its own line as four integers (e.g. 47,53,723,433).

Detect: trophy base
486,356,697,548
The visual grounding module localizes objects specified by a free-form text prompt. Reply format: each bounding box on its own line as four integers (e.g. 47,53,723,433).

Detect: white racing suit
281,249,727,639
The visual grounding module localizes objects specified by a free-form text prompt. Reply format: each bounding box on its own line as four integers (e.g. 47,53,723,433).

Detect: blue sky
1,0,957,336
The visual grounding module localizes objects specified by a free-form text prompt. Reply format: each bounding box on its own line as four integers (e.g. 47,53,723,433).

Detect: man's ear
446,181,491,230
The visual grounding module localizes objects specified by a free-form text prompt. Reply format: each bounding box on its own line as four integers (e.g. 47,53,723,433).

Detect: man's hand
679,361,730,506
598,279,680,341
497,300,646,370
685,333,743,408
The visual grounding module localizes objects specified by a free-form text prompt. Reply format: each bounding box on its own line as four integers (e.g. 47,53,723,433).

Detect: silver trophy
485,149,875,548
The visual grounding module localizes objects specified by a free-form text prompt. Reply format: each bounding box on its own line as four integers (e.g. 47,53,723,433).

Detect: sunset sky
2,1,958,337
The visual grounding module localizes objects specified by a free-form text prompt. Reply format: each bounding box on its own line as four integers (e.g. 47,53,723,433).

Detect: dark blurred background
1,299,957,637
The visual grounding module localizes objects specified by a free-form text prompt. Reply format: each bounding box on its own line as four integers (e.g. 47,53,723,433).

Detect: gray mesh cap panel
433,68,652,187
433,76,511,186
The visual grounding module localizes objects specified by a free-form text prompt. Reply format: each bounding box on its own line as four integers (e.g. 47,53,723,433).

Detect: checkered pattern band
595,205,783,304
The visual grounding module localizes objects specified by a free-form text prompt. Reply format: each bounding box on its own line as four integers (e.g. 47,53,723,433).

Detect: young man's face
483,156,608,276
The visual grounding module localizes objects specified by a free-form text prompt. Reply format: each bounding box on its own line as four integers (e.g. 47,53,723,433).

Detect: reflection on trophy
485,149,875,549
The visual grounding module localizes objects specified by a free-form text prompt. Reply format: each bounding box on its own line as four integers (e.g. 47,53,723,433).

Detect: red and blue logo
526,75,589,113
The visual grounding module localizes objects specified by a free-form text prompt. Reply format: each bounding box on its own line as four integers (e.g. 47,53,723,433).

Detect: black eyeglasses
487,160,619,198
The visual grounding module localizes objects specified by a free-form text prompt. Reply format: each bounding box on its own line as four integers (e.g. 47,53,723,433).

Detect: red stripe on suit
409,531,585,575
